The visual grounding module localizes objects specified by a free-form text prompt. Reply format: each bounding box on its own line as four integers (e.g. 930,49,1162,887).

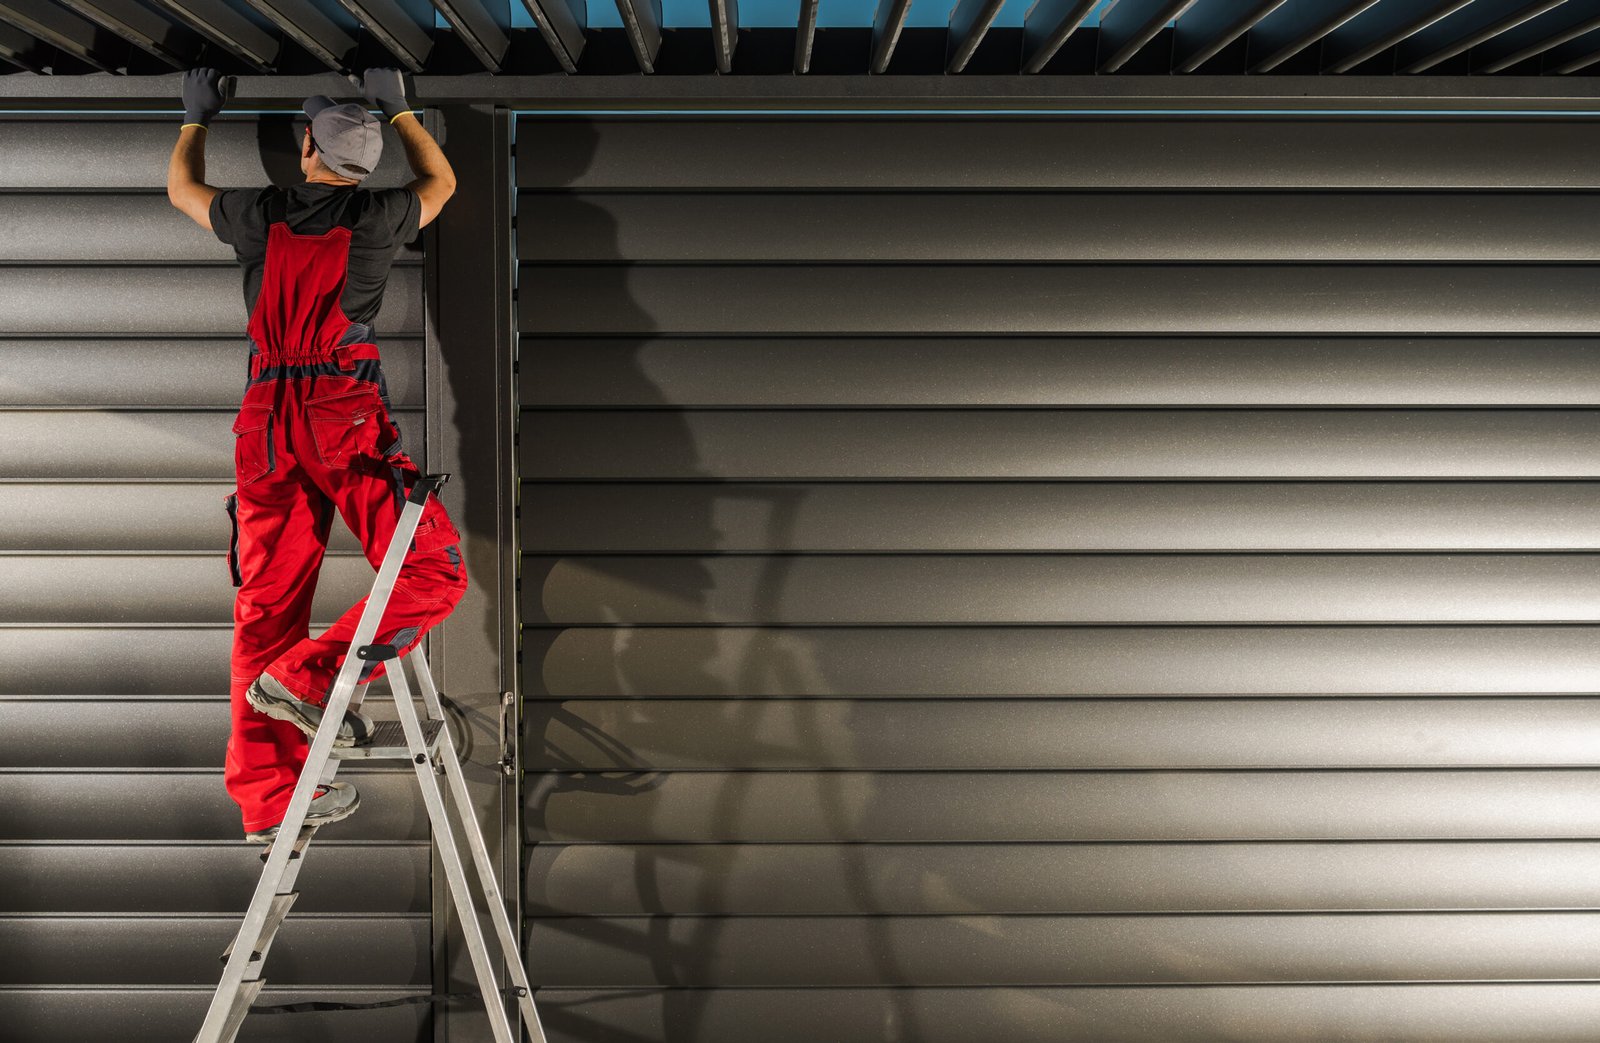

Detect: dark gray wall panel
526,913,1600,986
516,114,1600,1037
0,627,228,695
527,770,1600,843
0,988,428,1042
521,481,1600,553
0,842,429,912
530,625,1600,697
518,337,1600,408
0,770,427,840
529,985,1600,1042
0,339,424,408
0,193,425,263
0,915,428,985
0,697,422,768
0,484,367,552
0,118,421,190
521,410,1600,480
0,266,423,335
527,698,1600,770
524,553,1600,625
527,841,1600,915
516,192,1600,262
0,407,424,479
0,114,436,1038
515,118,1600,190
517,264,1600,335
0,554,386,623
4,697,235,767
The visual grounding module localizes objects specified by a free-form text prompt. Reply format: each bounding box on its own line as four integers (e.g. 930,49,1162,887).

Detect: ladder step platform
333,718,444,761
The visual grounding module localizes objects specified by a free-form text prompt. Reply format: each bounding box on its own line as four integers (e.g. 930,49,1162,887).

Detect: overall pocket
223,493,243,587
232,404,274,486
306,386,393,469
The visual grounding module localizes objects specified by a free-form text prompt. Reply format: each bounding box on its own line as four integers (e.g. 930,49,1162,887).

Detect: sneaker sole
246,682,359,748
244,788,362,843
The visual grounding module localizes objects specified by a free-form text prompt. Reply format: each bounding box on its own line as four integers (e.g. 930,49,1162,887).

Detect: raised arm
167,68,229,230
363,68,457,229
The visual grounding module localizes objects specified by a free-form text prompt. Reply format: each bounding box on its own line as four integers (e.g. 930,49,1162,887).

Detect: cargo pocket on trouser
409,496,465,557
232,403,274,486
223,493,243,587
306,385,394,470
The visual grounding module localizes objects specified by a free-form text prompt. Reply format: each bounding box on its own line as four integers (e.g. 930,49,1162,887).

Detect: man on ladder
167,67,467,842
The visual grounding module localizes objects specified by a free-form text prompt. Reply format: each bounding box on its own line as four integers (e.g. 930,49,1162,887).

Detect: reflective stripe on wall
0,116,433,1041
515,113,1600,1042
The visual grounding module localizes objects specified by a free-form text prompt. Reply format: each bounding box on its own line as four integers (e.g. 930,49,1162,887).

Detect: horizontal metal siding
512,118,1600,189
518,336,1600,406
516,191,1600,261
525,841,1600,914
525,986,1600,1042
516,114,1600,1042
525,626,1600,695
0,116,434,1038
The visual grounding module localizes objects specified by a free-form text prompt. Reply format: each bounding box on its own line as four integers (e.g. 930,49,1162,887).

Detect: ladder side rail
413,646,545,1039
391,662,521,1043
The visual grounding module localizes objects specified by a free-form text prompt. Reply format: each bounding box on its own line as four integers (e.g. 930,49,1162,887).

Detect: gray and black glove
362,67,412,123
181,67,229,128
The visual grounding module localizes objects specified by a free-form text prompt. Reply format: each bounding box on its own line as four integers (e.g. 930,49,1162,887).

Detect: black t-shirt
209,182,420,328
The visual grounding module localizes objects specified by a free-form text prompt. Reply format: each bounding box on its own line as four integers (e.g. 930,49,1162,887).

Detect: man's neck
304,174,358,188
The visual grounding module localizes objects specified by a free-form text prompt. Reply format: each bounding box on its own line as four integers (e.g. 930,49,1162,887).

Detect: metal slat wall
515,114,1600,1042
0,116,433,1041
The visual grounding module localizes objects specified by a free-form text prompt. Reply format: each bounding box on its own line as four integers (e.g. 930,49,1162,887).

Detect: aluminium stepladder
195,474,547,1043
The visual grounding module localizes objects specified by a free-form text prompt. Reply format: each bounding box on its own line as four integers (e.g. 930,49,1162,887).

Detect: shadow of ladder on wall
192,473,547,1043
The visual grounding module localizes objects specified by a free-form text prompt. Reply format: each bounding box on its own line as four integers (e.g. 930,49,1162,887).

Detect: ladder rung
332,718,444,761
221,891,298,975
258,823,317,864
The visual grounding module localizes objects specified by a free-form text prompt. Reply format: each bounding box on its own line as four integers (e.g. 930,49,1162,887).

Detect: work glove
181,67,229,128
362,67,412,123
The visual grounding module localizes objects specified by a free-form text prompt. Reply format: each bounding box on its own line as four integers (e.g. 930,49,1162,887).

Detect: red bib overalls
223,193,468,833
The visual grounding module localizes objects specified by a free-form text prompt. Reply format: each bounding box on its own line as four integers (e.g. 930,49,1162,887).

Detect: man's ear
301,127,315,159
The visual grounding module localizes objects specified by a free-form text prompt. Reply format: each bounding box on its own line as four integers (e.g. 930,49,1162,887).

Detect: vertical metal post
424,104,520,1043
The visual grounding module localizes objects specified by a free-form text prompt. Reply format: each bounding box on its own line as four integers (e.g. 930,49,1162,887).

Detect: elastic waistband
250,342,381,380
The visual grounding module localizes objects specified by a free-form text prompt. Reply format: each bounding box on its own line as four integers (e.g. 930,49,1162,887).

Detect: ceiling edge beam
1021,0,1098,74
614,0,661,73
946,0,1004,73
518,0,585,74
3,74,1600,109
1396,0,1569,73
1247,0,1382,73
709,0,735,73
1098,0,1201,74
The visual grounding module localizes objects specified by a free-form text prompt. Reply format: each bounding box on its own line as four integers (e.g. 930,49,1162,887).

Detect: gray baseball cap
303,95,382,181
